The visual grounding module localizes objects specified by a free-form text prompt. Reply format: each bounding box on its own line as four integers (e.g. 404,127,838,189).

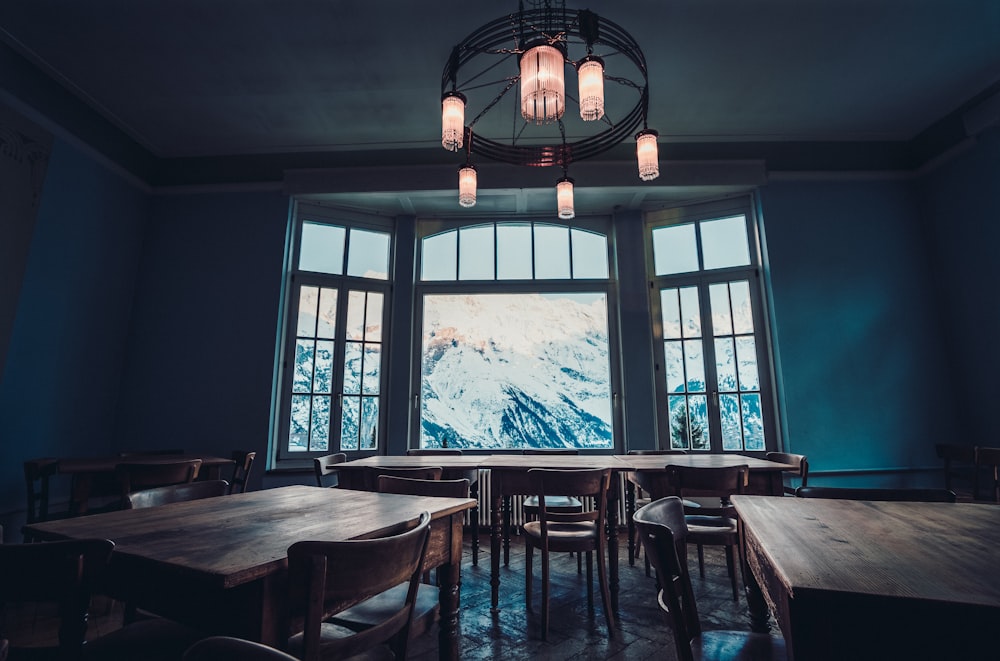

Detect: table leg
437,514,464,661
624,479,637,565
607,487,620,614
502,495,512,567
470,479,480,566
490,474,502,613
738,517,771,633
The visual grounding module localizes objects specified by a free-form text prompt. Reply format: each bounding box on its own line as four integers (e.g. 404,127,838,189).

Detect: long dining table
23,485,475,661
732,495,1000,660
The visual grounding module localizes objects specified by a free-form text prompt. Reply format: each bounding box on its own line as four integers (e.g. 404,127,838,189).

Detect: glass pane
299,222,345,275
421,231,457,281
660,289,681,339
736,337,760,391
720,393,742,450
684,339,706,393
340,396,360,451
313,340,334,394
459,225,495,280
289,394,310,451
364,293,383,342
664,340,685,393
345,291,365,341
497,223,533,280
343,341,362,395
701,215,750,270
360,397,379,450
742,393,765,450
420,292,613,450
346,228,390,280
310,395,330,451
316,288,338,339
362,344,381,395
652,224,698,275
293,340,314,393
679,287,701,338
710,283,733,336
730,281,754,334
571,228,609,279
534,225,571,279
296,286,318,337
715,338,737,391
688,394,710,449
668,396,688,450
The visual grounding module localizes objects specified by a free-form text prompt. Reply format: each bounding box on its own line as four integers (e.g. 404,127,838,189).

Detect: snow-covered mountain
420,292,613,450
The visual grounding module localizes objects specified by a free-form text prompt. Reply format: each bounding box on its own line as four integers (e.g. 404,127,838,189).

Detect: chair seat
286,624,396,661
329,583,440,636
685,515,737,532
522,494,583,513
693,630,788,660
523,520,598,545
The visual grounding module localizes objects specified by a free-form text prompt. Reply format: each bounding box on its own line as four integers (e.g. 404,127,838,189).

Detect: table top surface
732,495,1000,608
338,453,794,471
24,485,475,589
614,453,796,471
57,453,235,473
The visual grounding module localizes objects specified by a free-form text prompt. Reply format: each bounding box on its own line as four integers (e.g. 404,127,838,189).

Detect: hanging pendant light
635,129,660,181
458,164,478,208
577,56,605,121
441,92,466,152
520,43,566,124
556,177,575,219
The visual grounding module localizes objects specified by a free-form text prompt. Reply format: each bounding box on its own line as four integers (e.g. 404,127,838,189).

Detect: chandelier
440,0,659,219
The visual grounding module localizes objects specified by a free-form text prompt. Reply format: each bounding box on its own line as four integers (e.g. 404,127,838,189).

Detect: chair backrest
286,511,431,661
406,449,463,456
765,451,810,494
23,457,59,524
313,453,347,488
229,450,257,494
183,636,299,661
369,466,443,482
522,448,579,455
974,446,1000,503
126,480,231,509
527,468,611,530
118,448,185,457
794,486,957,503
0,538,114,658
377,475,470,499
116,459,202,505
664,464,748,513
633,496,700,661
627,449,687,455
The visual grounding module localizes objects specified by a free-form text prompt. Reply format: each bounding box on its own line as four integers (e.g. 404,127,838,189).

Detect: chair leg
586,550,594,608
595,543,616,638
525,543,533,612
724,545,738,601
541,547,550,641
697,543,706,578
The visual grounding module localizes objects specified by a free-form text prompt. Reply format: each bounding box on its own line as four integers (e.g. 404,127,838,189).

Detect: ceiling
2,0,998,215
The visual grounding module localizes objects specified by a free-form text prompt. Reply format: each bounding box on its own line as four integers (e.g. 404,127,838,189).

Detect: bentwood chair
626,449,688,565
634,497,787,661
406,448,480,565
183,637,299,661
974,446,1000,503
367,466,443,485
126,480,230,509
522,468,615,640
935,442,977,500
313,453,347,488
228,450,256,494
330,477,471,640
764,451,809,495
23,458,72,542
794,486,958,502
115,459,202,509
511,449,585,569
284,512,431,661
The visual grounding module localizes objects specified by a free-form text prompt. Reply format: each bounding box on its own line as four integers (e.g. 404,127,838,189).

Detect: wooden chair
367,465,444,484
974,446,1000,503
512,449,585,569
228,450,256,494
183,636,299,661
764,451,809,495
664,464,749,601
626,449,688,565
634,497,787,661
329,477,471,639
126,480,230,509
794,486,958,502
935,442,977,500
284,511,431,661
522,468,616,640
313,453,347,488
23,458,71,542
115,459,202,509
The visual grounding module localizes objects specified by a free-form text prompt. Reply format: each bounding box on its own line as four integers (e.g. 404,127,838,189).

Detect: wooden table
23,485,475,661
57,453,235,515
732,495,1000,660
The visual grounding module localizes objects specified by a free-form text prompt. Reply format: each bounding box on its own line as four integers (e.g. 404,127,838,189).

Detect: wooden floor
6,532,778,660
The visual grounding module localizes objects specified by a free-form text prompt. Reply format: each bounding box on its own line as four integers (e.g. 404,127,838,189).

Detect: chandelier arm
468,79,519,128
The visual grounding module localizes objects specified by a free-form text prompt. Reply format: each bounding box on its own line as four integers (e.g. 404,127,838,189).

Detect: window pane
293,340,314,393
497,223,533,280
684,339,706,393
299,222,345,275
289,394,310,451
709,283,733,336
317,288,338,339
360,397,379,450
688,394,710,449
661,289,681,340
346,228,390,279
664,340,684,393
668,396,688,449
679,287,701,338
736,337,760,391
296,286,318,337
343,341,362,395
459,225,495,280
715,338,737,391
720,393,742,450
364,293,383,342
534,225,570,279
742,394,765,450
362,344,381,395
341,396,360,451
345,291,365,341
652,224,698,275
571,228,609,279
730,281,754,334
420,292,612,449
314,340,334,394
310,395,330,451
421,232,457,281
701,215,750,270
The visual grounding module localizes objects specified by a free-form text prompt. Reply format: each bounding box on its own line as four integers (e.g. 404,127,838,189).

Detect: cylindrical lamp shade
520,44,565,124
577,56,605,121
458,165,477,208
556,177,575,220
636,129,660,181
441,92,466,151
